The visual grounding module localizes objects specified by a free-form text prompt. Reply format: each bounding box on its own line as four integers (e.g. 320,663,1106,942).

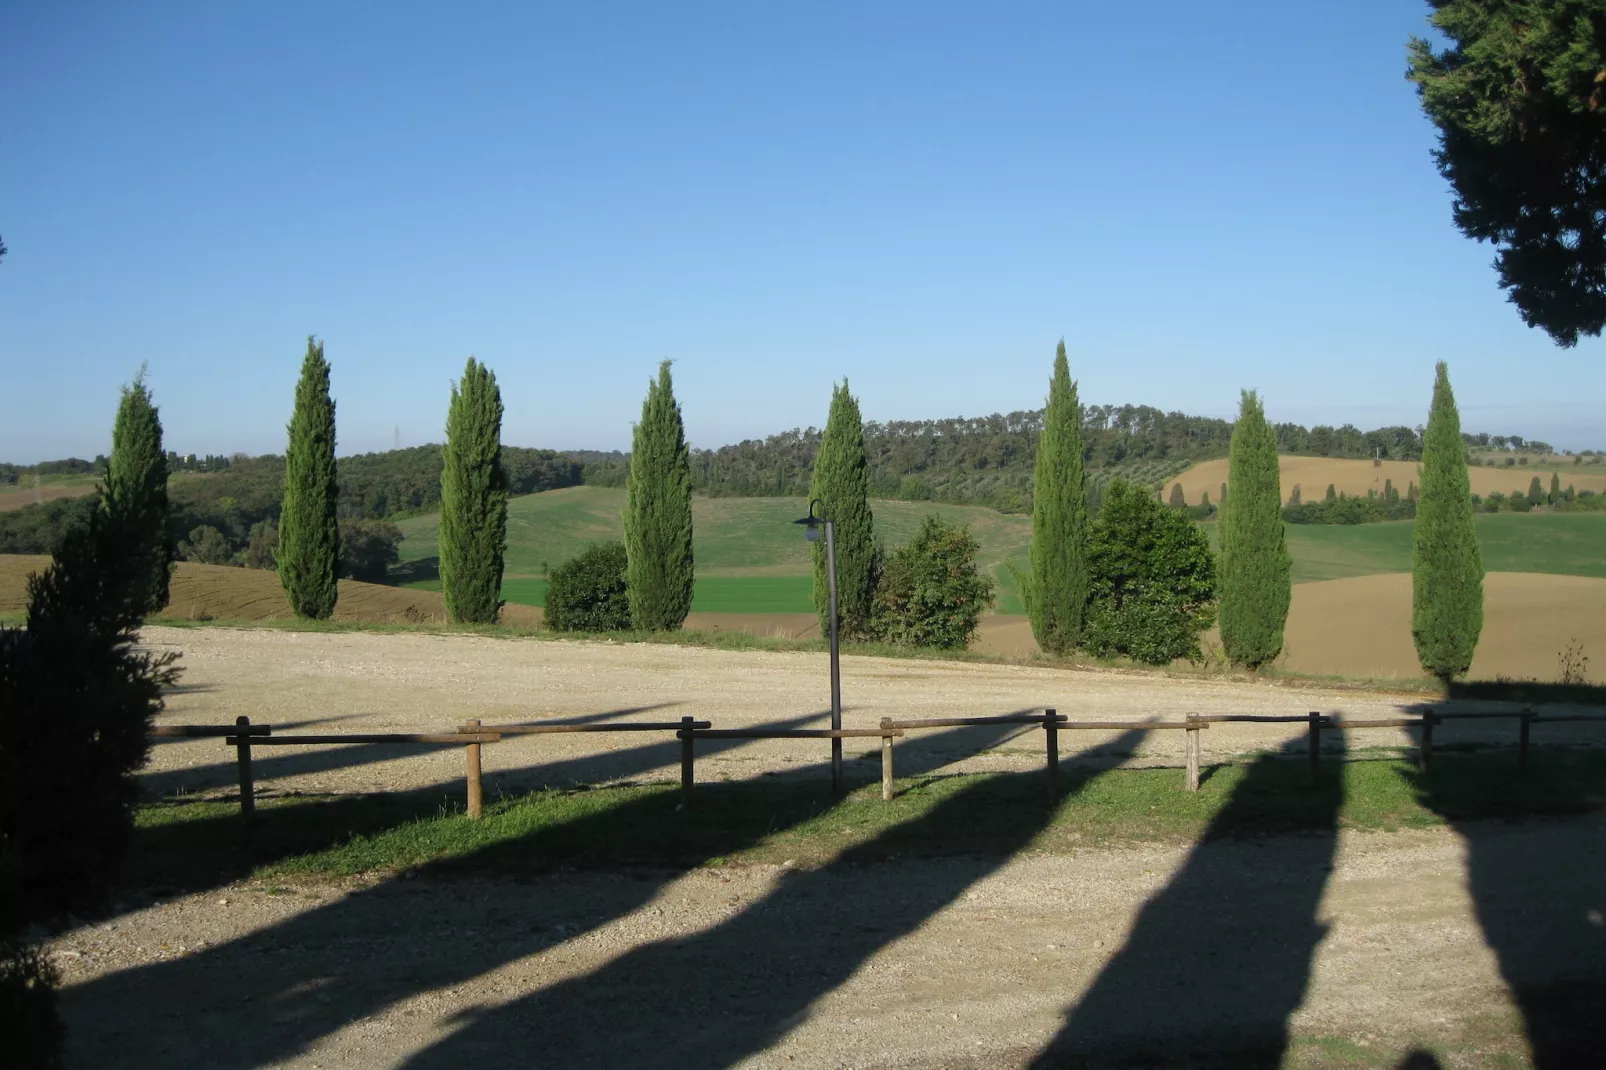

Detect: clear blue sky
2,0,1600,464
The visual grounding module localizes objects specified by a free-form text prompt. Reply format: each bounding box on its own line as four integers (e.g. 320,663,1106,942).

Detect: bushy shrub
1083,481,1217,665
0,938,64,1068
339,518,403,583
870,516,994,649
544,542,631,632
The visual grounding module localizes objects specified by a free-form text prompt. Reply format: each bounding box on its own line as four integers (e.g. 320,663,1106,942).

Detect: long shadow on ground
1405,751,1606,1067
62,717,1093,1068
1032,733,1348,1068
394,730,1151,1070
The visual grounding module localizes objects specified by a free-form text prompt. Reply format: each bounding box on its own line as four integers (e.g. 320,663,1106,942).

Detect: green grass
395,489,1605,614
129,748,1606,889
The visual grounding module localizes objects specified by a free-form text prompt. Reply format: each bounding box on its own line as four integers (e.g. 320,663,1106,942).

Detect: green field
397,488,1606,611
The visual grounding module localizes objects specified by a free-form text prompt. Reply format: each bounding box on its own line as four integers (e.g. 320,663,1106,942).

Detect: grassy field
396,487,1033,612
397,486,1606,610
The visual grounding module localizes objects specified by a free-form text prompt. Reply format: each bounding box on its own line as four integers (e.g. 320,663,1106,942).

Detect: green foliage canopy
440,358,508,624
278,337,340,619
1027,342,1090,655
1413,362,1485,680
1409,1,1606,345
1219,390,1291,669
105,369,172,615
809,381,877,639
871,515,995,650
623,361,694,631
545,542,632,632
1083,481,1217,665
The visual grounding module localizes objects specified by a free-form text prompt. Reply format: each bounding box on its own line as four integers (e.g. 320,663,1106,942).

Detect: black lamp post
794,498,842,793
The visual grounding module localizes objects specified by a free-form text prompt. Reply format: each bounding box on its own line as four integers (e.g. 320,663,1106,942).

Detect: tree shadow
1445,680,1606,709
388,556,440,585
63,719,1092,1069
1031,731,1348,1068
393,730,1151,1069
1403,753,1606,1068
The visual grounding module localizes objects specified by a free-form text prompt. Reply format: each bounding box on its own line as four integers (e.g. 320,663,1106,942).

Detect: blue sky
2,0,1600,463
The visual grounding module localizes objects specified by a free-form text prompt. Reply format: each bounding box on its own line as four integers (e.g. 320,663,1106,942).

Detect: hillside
1169,455,1606,506
395,487,1606,610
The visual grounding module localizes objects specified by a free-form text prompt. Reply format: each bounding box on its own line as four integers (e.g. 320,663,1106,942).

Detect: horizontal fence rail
168,702,1603,824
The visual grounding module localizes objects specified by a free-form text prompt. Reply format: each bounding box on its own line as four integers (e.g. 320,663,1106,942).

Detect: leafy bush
0,938,63,1068
339,518,403,583
870,516,994,649
544,542,631,632
1083,481,1217,665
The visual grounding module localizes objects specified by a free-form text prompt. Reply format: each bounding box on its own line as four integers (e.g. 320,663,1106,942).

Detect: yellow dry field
1167,455,1606,505
0,555,542,628
0,481,97,512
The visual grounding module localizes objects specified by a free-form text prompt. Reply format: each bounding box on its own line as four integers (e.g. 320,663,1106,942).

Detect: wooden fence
190,704,1606,821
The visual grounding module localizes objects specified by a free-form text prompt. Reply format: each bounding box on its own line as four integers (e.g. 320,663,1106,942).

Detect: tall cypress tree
1028,341,1089,654
1413,362,1483,680
278,337,339,619
440,358,508,624
104,367,173,615
623,360,694,630
1219,389,1291,669
808,381,876,638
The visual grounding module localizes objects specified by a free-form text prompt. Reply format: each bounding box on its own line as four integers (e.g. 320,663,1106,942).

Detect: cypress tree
1219,390,1291,669
1168,483,1186,508
1413,362,1484,680
1549,471,1561,505
104,368,172,615
808,381,877,638
278,337,339,619
1027,341,1090,654
623,360,694,630
1527,476,1544,507
439,358,508,624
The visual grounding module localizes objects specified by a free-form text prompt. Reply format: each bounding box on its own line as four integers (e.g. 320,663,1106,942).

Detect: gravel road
135,626,1586,802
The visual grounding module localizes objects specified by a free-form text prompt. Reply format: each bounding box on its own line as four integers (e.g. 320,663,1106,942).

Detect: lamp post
794,498,842,793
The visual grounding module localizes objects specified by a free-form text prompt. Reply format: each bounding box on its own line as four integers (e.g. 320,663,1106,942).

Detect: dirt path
137,626,1593,803
50,817,1606,1068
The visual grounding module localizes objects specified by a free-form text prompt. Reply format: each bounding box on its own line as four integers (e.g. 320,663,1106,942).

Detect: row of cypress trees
278,339,510,624
1021,346,1484,679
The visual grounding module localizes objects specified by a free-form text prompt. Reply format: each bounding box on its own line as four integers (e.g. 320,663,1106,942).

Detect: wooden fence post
1519,710,1532,770
880,719,895,802
1307,711,1321,782
464,718,484,819
679,715,695,806
1418,712,1434,774
1184,714,1201,792
234,715,255,823
1044,708,1060,795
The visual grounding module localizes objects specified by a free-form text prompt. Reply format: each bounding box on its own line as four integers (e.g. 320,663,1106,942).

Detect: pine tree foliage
278,337,340,619
1027,342,1090,654
1412,362,1484,680
104,368,172,615
623,361,694,631
808,381,877,638
440,358,508,624
1219,390,1292,669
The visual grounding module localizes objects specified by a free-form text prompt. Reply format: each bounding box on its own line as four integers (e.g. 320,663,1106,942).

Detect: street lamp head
793,498,826,542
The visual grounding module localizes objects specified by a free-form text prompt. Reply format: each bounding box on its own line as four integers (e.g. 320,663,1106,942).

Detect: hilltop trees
1027,342,1090,655
440,359,508,624
105,369,173,615
1413,362,1484,680
1219,390,1291,669
1409,1,1606,345
278,338,340,619
809,381,878,638
623,361,694,631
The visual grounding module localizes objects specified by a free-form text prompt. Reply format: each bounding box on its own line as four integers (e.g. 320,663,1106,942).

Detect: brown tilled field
0,555,542,628
1169,455,1606,504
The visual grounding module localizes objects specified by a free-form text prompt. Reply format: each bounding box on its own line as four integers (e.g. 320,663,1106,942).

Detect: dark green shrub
871,516,994,649
545,542,631,632
1509,494,1534,513
339,518,403,583
1083,481,1217,665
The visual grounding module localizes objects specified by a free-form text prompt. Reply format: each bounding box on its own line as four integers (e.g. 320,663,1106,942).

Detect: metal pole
825,518,842,793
